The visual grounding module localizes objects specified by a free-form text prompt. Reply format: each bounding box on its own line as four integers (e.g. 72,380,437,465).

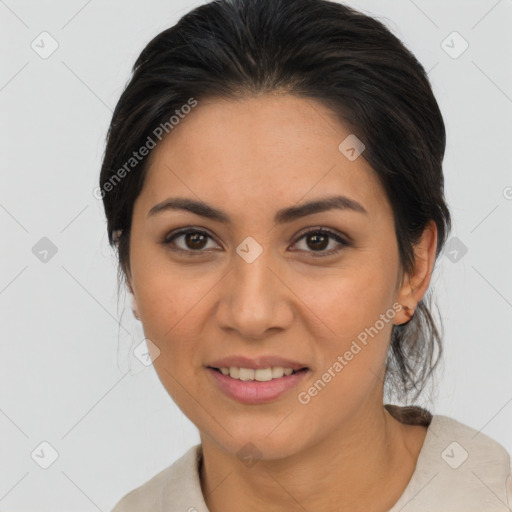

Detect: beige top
111,414,512,511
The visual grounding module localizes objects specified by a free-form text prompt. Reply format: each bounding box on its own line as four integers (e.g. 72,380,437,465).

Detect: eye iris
307,233,328,251
186,232,207,250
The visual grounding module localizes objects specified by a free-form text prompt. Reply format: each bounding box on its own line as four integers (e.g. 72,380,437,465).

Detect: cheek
133,259,209,336
138,276,207,417
295,278,394,425
292,258,397,338
290,262,396,391
132,263,218,374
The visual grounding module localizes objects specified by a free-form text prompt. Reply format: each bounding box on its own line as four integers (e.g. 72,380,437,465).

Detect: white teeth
239,368,255,381
271,367,284,378
217,366,301,380
255,368,272,381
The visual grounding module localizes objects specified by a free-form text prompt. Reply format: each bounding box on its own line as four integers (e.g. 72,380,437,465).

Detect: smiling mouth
208,366,309,381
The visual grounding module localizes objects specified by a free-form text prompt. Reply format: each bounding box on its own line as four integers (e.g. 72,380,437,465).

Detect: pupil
308,233,328,250
186,232,207,250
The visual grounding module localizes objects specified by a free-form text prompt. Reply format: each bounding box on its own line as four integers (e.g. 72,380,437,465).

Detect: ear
127,281,140,321
131,294,140,321
393,220,438,326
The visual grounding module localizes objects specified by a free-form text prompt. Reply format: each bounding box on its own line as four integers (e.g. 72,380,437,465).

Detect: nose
215,244,294,340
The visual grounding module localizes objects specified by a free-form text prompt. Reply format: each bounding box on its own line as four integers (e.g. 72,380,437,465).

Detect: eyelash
162,227,350,258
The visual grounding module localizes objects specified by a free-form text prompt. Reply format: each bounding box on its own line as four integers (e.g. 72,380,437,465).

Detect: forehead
139,94,390,221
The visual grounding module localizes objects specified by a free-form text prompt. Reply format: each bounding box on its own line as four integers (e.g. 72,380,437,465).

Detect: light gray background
1,0,511,510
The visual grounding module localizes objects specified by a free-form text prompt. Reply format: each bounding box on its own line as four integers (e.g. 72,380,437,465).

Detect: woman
99,0,512,510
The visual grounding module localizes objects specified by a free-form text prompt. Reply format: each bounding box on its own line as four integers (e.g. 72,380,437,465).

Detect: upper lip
207,355,309,371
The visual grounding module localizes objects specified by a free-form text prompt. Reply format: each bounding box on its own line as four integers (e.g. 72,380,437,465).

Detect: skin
126,92,438,512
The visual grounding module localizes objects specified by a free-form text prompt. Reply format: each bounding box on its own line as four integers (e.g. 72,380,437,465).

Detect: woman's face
127,93,416,459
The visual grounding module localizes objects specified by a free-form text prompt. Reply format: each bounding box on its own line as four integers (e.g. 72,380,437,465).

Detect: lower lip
206,367,309,404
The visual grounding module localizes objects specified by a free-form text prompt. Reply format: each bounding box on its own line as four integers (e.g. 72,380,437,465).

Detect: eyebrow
147,195,368,224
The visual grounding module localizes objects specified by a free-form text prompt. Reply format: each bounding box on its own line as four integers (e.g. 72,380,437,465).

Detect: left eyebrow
274,195,368,223
147,195,368,224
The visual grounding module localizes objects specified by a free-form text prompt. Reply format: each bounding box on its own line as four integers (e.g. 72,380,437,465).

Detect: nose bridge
233,239,276,308
235,243,273,295
218,237,291,337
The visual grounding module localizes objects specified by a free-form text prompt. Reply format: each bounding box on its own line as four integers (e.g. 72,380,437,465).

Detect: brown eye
162,227,349,258
163,229,219,254
291,228,349,257
305,232,329,251
184,232,208,250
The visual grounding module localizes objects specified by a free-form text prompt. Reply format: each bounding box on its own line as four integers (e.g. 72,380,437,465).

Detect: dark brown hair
99,0,451,403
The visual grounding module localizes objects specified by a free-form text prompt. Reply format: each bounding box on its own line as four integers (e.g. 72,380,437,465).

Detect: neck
199,403,427,512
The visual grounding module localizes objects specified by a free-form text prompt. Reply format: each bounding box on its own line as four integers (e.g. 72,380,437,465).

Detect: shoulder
110,444,206,512
431,414,509,457
390,414,512,511
429,415,511,479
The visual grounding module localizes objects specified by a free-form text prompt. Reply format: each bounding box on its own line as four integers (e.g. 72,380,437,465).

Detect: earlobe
398,303,415,325
131,293,140,321
394,282,416,326
394,220,438,326
127,281,140,321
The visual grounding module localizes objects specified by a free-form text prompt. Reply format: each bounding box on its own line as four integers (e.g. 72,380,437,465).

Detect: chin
207,422,308,462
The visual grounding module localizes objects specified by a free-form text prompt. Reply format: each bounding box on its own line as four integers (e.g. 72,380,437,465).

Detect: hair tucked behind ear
99,0,451,404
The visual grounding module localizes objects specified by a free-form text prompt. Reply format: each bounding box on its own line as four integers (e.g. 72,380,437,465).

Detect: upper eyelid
294,226,347,241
